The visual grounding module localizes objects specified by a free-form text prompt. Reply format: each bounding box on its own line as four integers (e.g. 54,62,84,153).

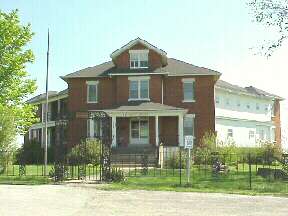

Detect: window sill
182,100,195,103
128,98,150,102
130,67,149,69
87,101,98,104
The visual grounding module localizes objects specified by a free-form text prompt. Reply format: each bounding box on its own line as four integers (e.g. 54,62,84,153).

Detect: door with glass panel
130,118,149,144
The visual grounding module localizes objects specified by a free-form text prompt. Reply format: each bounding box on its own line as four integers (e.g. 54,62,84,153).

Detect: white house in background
215,80,283,147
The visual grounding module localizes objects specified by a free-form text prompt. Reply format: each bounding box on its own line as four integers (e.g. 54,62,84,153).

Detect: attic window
129,50,149,69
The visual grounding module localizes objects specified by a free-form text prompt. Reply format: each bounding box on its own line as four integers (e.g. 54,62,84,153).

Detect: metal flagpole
44,29,50,176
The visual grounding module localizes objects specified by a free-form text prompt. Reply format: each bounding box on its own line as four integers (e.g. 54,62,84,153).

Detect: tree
0,10,37,134
249,0,288,56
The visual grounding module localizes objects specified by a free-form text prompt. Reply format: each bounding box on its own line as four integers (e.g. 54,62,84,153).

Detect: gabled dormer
110,38,168,69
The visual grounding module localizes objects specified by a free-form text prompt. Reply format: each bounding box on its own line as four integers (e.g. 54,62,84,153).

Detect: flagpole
44,29,50,176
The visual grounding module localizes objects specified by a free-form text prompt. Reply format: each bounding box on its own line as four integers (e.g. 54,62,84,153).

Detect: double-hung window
87,81,99,103
129,50,149,69
182,78,195,102
87,118,101,138
227,129,233,138
129,77,149,100
183,115,195,139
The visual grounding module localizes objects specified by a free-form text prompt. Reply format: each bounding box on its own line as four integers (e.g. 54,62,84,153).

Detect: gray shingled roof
216,80,283,100
61,58,221,80
27,89,68,104
108,102,185,111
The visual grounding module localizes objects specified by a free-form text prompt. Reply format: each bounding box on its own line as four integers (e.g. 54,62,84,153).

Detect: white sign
184,135,194,149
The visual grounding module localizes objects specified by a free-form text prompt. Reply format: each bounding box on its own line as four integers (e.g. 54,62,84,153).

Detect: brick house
25,38,282,152
26,38,220,152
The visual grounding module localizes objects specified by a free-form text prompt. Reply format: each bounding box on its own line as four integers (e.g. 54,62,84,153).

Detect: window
246,103,250,109
182,79,195,102
215,96,220,104
129,77,149,100
237,101,241,107
130,119,149,144
129,50,149,69
249,130,255,140
183,115,195,138
87,118,101,138
227,129,233,138
256,103,260,110
225,98,230,106
87,81,98,103
259,129,264,140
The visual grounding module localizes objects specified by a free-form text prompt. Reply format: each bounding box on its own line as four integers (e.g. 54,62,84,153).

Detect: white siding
215,88,275,147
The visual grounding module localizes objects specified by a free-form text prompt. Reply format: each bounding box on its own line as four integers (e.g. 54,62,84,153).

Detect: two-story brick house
26,38,220,151
25,38,283,152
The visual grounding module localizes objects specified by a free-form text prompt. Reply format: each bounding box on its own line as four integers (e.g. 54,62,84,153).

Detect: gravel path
0,184,287,216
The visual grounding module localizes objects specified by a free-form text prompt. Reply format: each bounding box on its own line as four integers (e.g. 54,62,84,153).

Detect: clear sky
2,0,288,149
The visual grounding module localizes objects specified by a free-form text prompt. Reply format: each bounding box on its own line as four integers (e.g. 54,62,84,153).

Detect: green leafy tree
0,9,37,135
249,0,288,56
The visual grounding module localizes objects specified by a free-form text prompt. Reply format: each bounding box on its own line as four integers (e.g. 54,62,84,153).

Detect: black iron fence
1,146,288,191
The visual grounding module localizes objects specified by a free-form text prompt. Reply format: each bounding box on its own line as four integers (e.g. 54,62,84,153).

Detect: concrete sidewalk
0,184,287,216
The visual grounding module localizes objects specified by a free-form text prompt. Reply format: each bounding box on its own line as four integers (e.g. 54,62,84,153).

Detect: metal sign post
184,135,193,184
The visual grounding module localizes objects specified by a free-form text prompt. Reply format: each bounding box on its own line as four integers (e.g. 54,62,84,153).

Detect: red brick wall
272,99,281,147
164,76,216,146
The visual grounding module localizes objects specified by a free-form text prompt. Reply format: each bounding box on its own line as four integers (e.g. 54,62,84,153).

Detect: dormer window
129,50,149,69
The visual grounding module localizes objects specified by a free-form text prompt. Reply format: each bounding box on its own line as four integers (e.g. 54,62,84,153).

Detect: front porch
105,102,188,149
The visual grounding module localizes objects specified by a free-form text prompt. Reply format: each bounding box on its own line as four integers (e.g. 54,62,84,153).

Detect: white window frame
183,114,195,141
87,118,102,138
129,50,149,69
215,96,220,104
128,76,150,101
86,81,99,103
271,103,275,117
249,130,255,140
129,118,149,144
182,78,195,103
271,127,276,143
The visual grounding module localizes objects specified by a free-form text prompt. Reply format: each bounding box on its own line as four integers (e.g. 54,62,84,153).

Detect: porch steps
111,145,157,166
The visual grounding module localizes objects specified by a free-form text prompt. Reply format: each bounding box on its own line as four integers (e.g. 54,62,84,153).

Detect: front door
130,118,149,144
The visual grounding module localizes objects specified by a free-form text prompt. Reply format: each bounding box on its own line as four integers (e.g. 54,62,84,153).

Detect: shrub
67,139,101,165
166,150,186,169
110,167,126,182
15,139,54,164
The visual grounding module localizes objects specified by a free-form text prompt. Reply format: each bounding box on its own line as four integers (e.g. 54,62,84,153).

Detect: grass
103,164,288,196
0,176,51,185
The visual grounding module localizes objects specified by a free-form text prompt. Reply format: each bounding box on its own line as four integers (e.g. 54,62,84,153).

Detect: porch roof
103,102,187,116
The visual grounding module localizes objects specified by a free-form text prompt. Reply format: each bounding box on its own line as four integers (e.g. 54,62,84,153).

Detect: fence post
248,153,252,190
179,148,182,185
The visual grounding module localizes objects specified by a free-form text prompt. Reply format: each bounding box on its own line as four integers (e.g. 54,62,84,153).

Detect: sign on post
184,135,194,149
184,135,194,184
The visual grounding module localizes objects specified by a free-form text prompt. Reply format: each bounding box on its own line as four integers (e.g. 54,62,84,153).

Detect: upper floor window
182,78,195,102
129,76,150,101
129,50,149,69
87,81,98,103
249,130,255,140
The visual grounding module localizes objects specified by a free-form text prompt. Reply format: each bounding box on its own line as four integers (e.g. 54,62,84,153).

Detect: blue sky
2,0,288,148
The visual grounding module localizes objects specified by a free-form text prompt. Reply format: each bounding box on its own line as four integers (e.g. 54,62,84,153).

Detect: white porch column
178,114,184,147
111,115,117,147
155,115,159,146
57,99,61,115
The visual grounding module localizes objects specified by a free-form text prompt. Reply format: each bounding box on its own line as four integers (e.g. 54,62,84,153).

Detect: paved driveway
0,184,287,216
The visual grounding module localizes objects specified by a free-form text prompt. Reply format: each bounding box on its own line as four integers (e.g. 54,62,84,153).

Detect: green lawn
0,176,51,185
104,164,288,196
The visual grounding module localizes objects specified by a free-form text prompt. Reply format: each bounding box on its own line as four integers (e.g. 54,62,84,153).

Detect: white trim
112,116,117,147
109,72,168,76
86,81,99,85
87,81,99,103
168,74,219,77
30,121,56,130
178,114,184,147
155,115,159,146
129,77,150,100
128,76,150,81
182,78,195,82
129,49,149,54
103,110,187,117
182,100,196,103
216,116,274,126
185,114,196,118
110,38,167,59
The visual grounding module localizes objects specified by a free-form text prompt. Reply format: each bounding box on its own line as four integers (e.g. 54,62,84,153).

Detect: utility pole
44,29,50,176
